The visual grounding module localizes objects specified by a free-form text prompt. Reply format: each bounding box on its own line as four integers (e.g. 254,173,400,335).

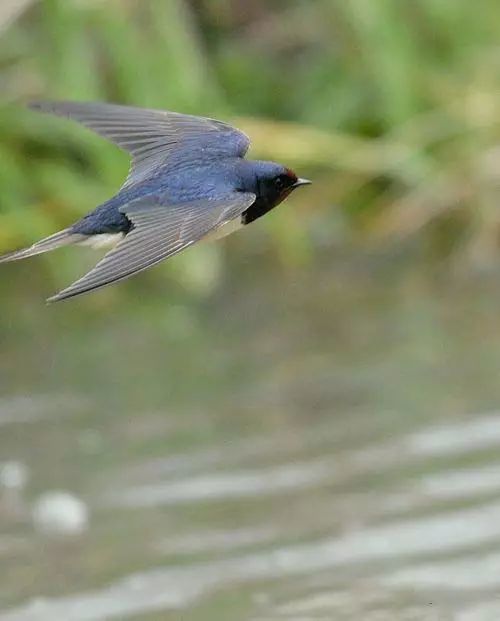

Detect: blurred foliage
1,0,500,303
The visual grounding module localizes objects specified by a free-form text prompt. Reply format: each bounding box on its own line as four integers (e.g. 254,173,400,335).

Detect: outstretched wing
48,192,255,303
29,101,251,188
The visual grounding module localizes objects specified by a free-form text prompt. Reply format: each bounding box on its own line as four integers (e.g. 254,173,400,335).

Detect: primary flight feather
0,101,311,302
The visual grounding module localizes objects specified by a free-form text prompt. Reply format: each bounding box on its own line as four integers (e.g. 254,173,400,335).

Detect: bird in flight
0,102,311,302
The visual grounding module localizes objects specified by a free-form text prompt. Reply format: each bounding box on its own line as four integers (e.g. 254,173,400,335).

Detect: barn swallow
0,102,311,302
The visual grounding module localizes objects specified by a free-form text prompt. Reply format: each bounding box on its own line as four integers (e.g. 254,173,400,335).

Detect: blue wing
47,192,256,302
29,101,251,188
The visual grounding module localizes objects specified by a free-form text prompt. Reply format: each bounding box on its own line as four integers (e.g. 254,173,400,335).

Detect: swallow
0,102,311,302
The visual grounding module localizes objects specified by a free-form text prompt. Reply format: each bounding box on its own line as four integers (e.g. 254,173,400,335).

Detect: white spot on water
0,461,28,491
32,491,89,536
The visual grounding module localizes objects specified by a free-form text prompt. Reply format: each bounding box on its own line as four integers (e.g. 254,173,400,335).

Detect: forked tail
0,229,85,264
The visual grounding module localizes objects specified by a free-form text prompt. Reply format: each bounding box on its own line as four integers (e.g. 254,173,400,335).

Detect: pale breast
78,233,125,249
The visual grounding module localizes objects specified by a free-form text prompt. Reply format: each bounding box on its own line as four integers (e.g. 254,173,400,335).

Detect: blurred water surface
2,260,500,620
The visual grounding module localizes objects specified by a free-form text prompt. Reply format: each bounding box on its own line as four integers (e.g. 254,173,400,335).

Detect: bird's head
248,161,311,207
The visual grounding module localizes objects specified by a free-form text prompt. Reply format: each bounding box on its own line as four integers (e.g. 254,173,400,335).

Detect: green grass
1,0,500,296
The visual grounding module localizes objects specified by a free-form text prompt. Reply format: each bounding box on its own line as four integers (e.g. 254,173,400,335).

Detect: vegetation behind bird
1,0,500,303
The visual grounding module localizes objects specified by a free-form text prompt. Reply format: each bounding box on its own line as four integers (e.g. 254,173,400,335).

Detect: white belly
79,233,125,249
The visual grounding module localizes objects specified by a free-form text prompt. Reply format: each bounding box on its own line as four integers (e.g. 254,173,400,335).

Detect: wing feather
29,101,250,188
47,192,255,302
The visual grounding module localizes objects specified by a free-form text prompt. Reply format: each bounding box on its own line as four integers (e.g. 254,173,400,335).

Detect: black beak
292,178,312,188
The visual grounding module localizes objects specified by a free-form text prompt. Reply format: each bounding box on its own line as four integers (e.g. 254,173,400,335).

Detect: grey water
2,258,500,620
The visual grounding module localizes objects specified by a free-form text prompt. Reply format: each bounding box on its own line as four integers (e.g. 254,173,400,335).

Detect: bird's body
71,158,288,236
0,102,310,301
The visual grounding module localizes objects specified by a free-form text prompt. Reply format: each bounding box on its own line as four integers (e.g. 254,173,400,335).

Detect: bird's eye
274,175,287,191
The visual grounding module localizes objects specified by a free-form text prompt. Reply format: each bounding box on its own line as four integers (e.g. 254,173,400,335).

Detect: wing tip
28,100,83,120
28,100,85,117
28,100,55,113
46,289,67,303
46,286,81,304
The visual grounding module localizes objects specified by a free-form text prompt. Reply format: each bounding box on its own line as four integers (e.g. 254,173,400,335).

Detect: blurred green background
3,2,500,620
2,0,500,300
